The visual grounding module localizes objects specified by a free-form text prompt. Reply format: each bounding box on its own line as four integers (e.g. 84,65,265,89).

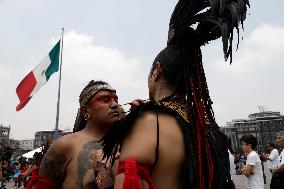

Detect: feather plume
169,0,250,64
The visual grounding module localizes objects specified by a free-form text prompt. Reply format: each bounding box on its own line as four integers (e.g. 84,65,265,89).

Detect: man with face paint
35,80,121,189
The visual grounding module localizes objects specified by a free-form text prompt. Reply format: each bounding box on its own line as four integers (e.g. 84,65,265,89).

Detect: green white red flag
16,40,61,111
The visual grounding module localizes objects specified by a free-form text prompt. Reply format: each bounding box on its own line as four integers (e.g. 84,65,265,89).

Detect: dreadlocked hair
155,0,250,188
73,80,109,132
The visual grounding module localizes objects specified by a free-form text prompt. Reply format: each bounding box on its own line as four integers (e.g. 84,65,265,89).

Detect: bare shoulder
120,111,159,165
49,133,77,155
38,133,76,180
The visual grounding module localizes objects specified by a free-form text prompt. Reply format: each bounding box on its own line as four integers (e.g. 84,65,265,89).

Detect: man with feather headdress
103,0,250,188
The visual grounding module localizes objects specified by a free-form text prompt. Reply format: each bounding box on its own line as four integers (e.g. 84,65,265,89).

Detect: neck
151,84,173,101
247,149,253,154
82,122,111,140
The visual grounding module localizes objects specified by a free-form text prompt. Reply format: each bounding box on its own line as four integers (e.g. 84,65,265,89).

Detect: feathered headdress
168,0,249,63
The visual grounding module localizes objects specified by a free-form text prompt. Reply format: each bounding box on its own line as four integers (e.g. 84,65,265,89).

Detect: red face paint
87,91,118,109
85,90,120,127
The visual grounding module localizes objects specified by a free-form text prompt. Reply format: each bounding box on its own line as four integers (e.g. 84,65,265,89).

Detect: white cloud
250,24,284,50
213,24,284,73
60,31,149,101
62,31,141,82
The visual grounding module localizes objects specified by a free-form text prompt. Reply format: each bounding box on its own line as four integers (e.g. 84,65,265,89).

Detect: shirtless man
35,80,121,189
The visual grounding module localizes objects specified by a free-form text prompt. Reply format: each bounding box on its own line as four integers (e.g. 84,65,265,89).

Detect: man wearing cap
35,80,121,189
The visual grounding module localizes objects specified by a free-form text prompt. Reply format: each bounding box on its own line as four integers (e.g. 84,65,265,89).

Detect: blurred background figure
0,139,14,189
258,150,266,184
227,137,236,188
227,137,236,176
17,157,29,188
263,143,279,173
234,152,243,175
270,131,284,189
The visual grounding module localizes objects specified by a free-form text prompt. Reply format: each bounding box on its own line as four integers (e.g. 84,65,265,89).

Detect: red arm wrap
118,158,155,189
33,176,60,189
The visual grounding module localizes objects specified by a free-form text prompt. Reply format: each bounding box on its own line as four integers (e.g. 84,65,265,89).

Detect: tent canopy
21,147,42,158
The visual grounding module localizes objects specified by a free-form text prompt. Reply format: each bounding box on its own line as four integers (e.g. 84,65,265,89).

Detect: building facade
222,111,284,151
33,128,73,149
0,124,10,140
34,130,63,149
18,139,34,150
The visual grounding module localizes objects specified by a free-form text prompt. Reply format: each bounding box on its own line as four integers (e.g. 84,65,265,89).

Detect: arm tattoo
76,141,102,189
39,149,67,181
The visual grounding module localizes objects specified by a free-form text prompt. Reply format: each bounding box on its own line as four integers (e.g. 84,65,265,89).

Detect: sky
0,0,283,140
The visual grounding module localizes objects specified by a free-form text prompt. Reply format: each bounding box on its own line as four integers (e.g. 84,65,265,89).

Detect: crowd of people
0,157,30,189
225,133,284,189
0,140,51,189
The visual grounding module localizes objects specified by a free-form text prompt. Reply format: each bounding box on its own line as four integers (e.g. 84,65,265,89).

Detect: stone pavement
1,181,16,189
1,180,27,189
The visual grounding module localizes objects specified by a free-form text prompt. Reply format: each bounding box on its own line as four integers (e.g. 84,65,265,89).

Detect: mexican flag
16,40,61,111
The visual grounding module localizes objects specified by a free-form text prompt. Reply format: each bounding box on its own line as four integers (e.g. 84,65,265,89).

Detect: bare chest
63,140,104,189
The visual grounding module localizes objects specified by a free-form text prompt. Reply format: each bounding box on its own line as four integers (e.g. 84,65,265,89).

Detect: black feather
168,0,250,63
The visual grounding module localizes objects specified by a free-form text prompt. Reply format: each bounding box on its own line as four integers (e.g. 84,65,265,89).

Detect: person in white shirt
263,143,279,173
240,135,264,189
228,150,235,177
270,131,284,189
227,137,236,177
226,137,237,188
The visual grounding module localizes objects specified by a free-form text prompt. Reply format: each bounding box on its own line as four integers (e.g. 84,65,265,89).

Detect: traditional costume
103,0,250,188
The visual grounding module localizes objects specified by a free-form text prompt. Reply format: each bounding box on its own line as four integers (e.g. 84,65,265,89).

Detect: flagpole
54,28,64,140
